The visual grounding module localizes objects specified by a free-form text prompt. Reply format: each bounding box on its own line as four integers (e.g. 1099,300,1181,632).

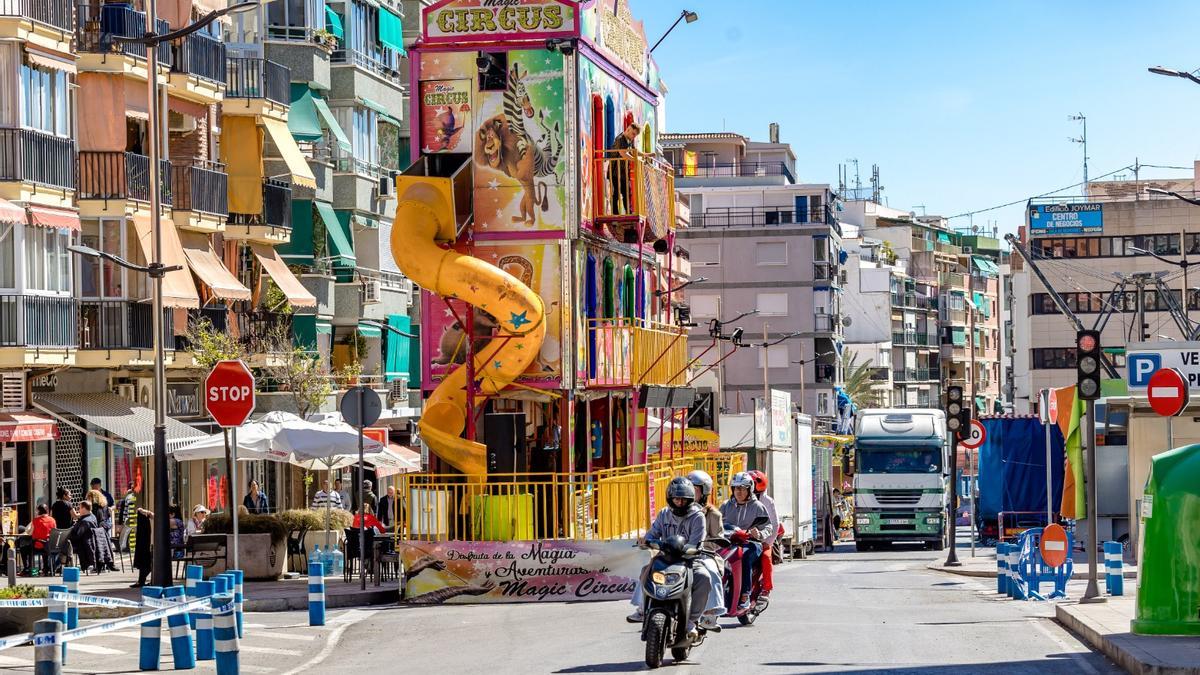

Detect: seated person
19,504,58,574
66,501,114,574
352,505,386,534
626,477,708,637
719,472,771,611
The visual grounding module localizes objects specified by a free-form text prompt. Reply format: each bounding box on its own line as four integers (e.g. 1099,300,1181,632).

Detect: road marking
0,654,29,667
278,610,375,675
255,631,317,642
242,645,300,655
68,642,125,655
1027,617,1101,675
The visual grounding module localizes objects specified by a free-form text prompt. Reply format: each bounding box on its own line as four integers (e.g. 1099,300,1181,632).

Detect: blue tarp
976,418,1065,523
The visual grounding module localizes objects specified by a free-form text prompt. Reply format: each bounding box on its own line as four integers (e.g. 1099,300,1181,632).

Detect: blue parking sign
1128,353,1162,387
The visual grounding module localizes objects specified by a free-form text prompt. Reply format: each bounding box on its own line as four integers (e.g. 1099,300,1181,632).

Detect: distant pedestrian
312,481,344,510
377,485,397,529
67,501,114,574
361,480,377,515
243,480,269,514
187,504,209,540
334,478,351,513
607,121,640,215
90,477,114,511
132,508,152,587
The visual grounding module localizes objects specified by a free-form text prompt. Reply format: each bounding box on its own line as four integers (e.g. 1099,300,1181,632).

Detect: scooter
637,535,716,669
720,530,769,625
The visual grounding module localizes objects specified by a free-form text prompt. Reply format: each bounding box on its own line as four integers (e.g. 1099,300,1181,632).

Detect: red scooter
720,529,768,625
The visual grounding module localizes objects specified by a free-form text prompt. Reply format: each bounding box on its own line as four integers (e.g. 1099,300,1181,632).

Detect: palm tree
842,351,881,408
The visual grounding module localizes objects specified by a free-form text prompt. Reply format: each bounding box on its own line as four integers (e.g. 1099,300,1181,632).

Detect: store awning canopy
28,205,80,231
317,202,354,266
0,197,24,225
251,243,317,307
288,84,323,142
311,94,352,153
0,412,58,443
222,116,265,214
132,212,200,308
358,98,401,127
972,256,999,276
262,117,317,189
974,396,987,413
356,320,381,337
33,393,206,457
180,232,251,301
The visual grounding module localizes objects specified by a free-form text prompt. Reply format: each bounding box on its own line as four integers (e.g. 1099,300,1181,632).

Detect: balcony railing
77,3,172,63
0,127,76,191
893,368,937,383
1,0,74,32
172,160,228,215
869,366,890,382
815,363,836,384
175,305,227,350
891,332,934,346
672,161,795,183
813,312,841,333
225,57,290,105
586,318,687,387
228,178,292,228
237,310,291,354
79,300,171,350
939,272,966,289
331,44,403,84
0,294,78,348
592,151,675,239
688,206,833,228
171,30,226,83
78,151,173,205
813,261,840,281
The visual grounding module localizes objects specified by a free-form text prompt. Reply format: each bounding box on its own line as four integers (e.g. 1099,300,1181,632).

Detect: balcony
1,0,74,51
331,42,404,86
815,363,837,384
171,160,228,231
0,294,77,365
592,151,675,242
893,368,937,383
168,30,225,103
673,161,795,184
939,272,966,289
586,319,687,388
813,312,842,333
813,261,840,283
237,310,292,358
226,178,292,243
942,308,968,325
0,128,77,197
78,151,172,212
689,205,834,228
869,366,890,382
891,332,935,347
76,300,173,365
224,57,290,119
77,2,172,73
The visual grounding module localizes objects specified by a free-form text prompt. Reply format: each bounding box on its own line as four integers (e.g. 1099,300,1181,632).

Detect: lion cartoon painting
475,115,537,224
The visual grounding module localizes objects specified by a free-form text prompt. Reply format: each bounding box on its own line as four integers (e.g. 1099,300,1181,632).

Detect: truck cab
852,409,949,551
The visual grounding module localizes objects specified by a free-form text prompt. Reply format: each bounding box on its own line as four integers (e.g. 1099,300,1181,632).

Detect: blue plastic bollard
194,580,215,661
232,569,244,638
46,585,67,665
1104,541,1124,596
139,586,163,671
213,593,239,675
185,565,204,629
996,543,1010,595
308,562,326,626
33,618,62,675
62,566,80,630
163,586,196,670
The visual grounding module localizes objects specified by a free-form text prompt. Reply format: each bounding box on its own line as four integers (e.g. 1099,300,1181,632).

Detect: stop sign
1147,367,1189,418
1047,390,1059,425
205,359,256,428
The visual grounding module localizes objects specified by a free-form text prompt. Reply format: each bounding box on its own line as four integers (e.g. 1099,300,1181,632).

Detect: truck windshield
857,447,942,474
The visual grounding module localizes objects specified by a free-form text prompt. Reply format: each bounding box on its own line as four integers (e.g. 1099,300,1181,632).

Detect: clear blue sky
634,0,1200,235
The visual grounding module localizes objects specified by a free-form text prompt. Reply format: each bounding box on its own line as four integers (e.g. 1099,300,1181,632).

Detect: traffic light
945,385,969,438
1076,329,1102,401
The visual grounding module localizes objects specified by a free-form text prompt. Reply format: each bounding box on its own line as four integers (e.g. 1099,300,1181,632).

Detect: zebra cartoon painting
503,62,564,215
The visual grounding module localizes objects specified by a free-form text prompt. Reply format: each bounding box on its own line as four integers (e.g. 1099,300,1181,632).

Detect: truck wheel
931,539,945,551
797,542,808,559
644,611,667,669
856,540,874,552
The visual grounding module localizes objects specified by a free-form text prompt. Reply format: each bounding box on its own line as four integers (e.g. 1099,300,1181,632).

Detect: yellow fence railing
586,318,688,388
395,453,746,542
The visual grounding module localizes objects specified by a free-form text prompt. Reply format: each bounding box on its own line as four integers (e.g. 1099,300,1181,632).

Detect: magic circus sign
424,0,579,43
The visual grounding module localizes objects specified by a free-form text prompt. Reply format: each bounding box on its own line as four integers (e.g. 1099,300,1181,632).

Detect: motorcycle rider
720,471,771,611
627,476,709,637
687,470,726,629
748,469,779,599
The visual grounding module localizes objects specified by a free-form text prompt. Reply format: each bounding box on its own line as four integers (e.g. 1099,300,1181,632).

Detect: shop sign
1028,203,1103,236
771,389,792,450
166,382,202,418
400,540,642,604
424,0,578,44
29,374,58,392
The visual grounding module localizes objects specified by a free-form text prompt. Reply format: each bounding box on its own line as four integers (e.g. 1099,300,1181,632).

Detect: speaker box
485,412,527,479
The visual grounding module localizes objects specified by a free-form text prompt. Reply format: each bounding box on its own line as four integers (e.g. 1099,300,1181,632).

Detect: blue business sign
1028,203,1104,236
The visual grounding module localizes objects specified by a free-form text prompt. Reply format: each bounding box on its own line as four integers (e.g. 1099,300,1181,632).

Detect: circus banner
419,79,472,153
400,540,642,604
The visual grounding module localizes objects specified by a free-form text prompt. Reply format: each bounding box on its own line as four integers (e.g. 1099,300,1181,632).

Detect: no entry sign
205,359,256,428
1147,367,1189,418
1040,523,1069,568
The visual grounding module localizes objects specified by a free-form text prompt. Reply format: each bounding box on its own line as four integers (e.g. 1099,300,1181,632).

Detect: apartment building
1011,167,1200,413
0,0,419,522
664,128,845,423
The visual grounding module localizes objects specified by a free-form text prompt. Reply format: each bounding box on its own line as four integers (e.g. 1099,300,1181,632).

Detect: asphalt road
0,540,1121,674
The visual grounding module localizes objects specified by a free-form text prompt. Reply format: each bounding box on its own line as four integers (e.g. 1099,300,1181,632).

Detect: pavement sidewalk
926,547,1139,580
1056,596,1200,675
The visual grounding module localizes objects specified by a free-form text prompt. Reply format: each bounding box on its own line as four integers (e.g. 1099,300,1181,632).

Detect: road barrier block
47,584,67,664
213,594,239,675
232,569,244,638
62,567,79,631
138,586,162,671
185,565,203,629
308,562,326,626
33,618,61,675
194,580,215,661
163,586,195,670
1104,541,1124,596
996,543,1010,595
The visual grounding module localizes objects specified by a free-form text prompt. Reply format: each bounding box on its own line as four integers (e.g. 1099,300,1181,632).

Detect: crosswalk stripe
255,631,316,642
241,665,277,673
68,643,125,655
0,655,29,667
241,645,299,655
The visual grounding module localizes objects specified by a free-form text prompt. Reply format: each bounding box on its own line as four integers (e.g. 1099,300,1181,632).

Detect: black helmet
667,476,695,516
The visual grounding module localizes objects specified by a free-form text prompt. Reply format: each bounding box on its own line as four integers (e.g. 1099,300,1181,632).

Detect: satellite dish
841,315,853,327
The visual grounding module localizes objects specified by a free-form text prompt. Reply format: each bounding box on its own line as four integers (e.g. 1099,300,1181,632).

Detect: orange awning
261,117,317,189
131,212,200,308
221,116,264,214
27,205,80,231
25,47,76,74
78,73,125,151
180,232,251,301
0,197,24,225
0,413,58,443
251,243,316,307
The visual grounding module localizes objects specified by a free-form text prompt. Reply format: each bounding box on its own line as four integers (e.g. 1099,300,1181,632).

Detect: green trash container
1132,443,1200,635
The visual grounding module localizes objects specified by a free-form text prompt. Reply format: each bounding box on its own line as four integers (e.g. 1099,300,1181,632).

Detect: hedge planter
210,533,287,580
0,606,46,636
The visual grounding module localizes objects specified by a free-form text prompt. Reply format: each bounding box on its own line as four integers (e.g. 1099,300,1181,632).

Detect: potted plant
201,510,290,580
338,360,363,387
0,586,48,636
313,28,339,50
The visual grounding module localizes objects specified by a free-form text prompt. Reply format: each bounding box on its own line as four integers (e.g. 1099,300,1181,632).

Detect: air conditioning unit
135,378,154,406
961,246,973,254
362,278,381,304
114,383,137,403
377,174,395,200
0,371,24,412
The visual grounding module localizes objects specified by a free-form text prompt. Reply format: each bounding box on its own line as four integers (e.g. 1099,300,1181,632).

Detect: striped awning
33,393,206,457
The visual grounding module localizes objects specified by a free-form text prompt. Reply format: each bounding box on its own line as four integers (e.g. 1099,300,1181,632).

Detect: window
268,0,324,34
344,0,402,74
816,392,831,416
757,344,789,368
691,242,720,266
334,106,380,171
79,220,138,299
690,294,720,319
20,62,70,136
756,292,788,316
24,226,71,293
0,222,13,288
755,241,787,266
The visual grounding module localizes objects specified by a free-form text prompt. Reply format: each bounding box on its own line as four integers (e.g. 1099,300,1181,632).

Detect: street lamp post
648,9,699,53
790,351,835,415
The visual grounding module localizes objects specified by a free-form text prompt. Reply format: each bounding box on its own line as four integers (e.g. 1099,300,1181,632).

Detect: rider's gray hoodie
719,495,772,541
647,503,705,546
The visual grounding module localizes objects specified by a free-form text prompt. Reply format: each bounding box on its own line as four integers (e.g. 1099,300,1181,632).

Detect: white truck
852,408,949,551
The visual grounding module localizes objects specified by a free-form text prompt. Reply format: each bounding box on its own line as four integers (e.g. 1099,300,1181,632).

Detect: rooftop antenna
1069,113,1089,191
913,204,926,216
871,164,882,203
847,158,861,197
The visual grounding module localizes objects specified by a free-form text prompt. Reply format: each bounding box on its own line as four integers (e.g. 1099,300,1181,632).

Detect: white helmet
730,471,755,491
687,470,713,504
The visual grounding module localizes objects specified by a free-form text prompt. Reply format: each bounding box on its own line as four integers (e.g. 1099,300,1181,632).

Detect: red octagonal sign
205,359,256,428
1147,367,1189,418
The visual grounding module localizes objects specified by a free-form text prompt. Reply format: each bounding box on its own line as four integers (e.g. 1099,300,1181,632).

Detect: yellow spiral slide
388,174,545,475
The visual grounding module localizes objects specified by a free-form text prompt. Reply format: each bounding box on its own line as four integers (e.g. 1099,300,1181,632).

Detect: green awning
278,199,314,264
288,84,322,142
358,98,401,127
385,314,411,382
311,94,351,153
975,396,987,413
972,256,999,276
407,324,420,388
293,314,318,352
377,7,404,54
315,201,354,266
937,232,952,243
316,319,332,335
324,5,344,39
356,321,381,338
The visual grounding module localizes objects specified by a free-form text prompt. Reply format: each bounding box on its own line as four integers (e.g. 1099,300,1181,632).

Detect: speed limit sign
960,419,986,449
